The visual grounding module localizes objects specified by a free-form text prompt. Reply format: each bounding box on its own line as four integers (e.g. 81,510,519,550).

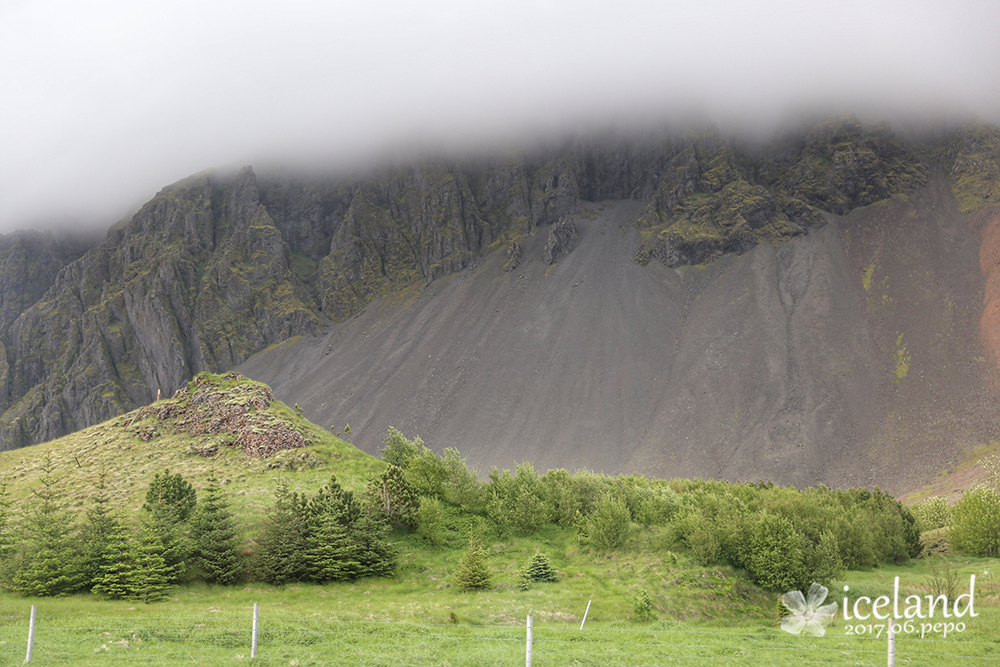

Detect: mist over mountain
1,115,998,495
3,0,999,234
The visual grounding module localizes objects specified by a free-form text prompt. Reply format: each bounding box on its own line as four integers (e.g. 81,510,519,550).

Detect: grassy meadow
1,548,999,665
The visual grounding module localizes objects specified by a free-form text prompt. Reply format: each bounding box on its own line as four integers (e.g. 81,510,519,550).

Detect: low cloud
2,0,997,232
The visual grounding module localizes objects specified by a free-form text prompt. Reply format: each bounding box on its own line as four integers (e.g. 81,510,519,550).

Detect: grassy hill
0,372,384,527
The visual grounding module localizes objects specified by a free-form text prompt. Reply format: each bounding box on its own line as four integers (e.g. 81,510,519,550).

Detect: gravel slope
239,180,1000,493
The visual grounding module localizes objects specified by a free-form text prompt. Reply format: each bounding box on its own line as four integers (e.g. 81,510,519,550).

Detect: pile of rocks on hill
126,372,306,458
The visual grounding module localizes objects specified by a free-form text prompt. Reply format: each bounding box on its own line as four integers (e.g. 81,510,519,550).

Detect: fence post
24,604,36,664
251,602,259,659
580,600,592,631
525,614,533,667
887,622,895,666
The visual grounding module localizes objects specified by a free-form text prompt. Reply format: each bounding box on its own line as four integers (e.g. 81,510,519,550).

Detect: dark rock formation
943,121,1000,213
633,118,928,268
542,219,580,264
777,117,928,214
0,168,320,449
503,241,522,272
0,230,98,336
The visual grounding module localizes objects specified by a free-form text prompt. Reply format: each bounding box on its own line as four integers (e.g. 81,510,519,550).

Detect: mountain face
3,116,1000,493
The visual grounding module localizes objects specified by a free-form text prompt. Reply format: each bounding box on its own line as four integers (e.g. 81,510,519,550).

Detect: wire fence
2,607,999,666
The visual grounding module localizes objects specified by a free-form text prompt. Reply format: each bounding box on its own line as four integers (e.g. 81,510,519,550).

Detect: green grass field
2,540,999,665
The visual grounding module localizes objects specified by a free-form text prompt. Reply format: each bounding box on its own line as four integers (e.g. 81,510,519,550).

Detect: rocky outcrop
944,121,1000,213
777,117,928,214
134,372,306,458
0,230,97,336
530,156,581,226
319,164,489,319
503,241,522,272
634,118,928,268
542,219,579,264
0,168,321,449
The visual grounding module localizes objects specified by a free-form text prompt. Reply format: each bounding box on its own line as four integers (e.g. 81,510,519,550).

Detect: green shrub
951,486,1000,557
380,427,447,498
635,485,683,526
366,465,419,529
588,494,631,550
631,589,654,622
801,530,844,587
416,496,446,546
441,448,485,512
912,496,953,532
486,463,547,536
687,523,722,566
746,513,806,591
380,427,424,468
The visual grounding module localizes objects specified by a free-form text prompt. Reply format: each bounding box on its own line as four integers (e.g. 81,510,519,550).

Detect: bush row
382,428,922,590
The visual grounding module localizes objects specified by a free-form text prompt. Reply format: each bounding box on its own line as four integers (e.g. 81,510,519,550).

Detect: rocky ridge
0,115,996,468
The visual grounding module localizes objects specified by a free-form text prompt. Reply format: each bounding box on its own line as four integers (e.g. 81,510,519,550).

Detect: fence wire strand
1,611,998,666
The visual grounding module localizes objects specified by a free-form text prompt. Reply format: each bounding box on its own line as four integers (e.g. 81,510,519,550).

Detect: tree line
0,427,944,601
910,453,1000,558
0,458,399,601
375,428,924,591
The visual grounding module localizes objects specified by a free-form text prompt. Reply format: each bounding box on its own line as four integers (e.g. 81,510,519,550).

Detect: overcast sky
2,0,998,232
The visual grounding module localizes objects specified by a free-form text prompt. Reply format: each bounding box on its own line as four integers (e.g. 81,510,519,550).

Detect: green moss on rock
943,121,1000,213
777,116,928,215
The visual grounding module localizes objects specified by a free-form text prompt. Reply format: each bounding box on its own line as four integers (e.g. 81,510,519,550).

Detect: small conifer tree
190,476,244,585
454,537,491,591
0,478,15,588
143,470,197,521
518,551,558,590
92,517,139,600
131,516,177,603
524,552,558,583
79,469,117,589
249,483,308,585
350,513,395,579
11,455,84,596
93,513,177,603
305,509,362,582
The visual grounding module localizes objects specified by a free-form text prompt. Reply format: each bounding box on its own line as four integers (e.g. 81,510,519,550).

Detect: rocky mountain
3,116,999,493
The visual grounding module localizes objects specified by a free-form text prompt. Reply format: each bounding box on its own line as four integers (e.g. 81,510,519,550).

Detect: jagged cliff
3,115,999,494
0,169,321,448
